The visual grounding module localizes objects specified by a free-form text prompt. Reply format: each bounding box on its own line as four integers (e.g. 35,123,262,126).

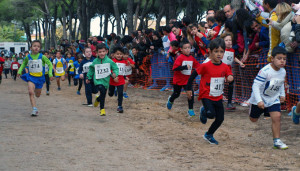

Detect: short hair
56,50,62,54
182,16,191,26
31,40,42,47
163,26,172,33
96,43,108,51
44,51,49,55
208,38,225,50
220,32,234,40
207,9,215,15
215,10,227,24
170,40,179,47
84,47,91,53
271,46,287,57
65,52,71,56
224,20,233,32
132,45,139,51
264,0,277,9
172,22,182,29
77,54,84,59
113,46,124,54
207,16,216,23
123,48,130,55
180,40,190,48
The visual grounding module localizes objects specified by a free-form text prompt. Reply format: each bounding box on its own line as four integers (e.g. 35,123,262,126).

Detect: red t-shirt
125,58,135,77
213,25,221,39
11,61,20,70
196,61,232,101
195,34,208,56
0,57,5,73
172,54,200,85
110,58,126,86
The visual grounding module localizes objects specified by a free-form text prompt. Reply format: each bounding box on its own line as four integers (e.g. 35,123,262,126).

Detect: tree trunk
133,0,141,31
51,0,58,48
38,18,41,41
73,15,77,39
99,14,103,36
186,0,198,23
156,0,166,31
61,4,67,39
213,0,221,10
103,8,109,36
76,21,80,40
127,0,134,34
137,0,155,30
168,0,176,20
111,18,116,33
23,21,32,49
44,16,49,50
113,0,121,35
35,21,38,41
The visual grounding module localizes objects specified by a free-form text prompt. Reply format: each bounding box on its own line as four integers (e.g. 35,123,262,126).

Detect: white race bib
95,63,111,79
18,59,23,64
28,59,43,73
264,79,284,97
181,61,193,75
76,68,79,75
12,64,18,69
222,51,234,66
68,63,72,67
83,62,92,73
117,63,126,76
125,66,132,76
209,77,225,97
56,67,64,73
45,64,49,72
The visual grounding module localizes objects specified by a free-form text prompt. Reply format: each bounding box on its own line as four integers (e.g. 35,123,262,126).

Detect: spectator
151,31,163,52
171,23,183,42
206,9,215,18
295,15,300,43
207,16,218,29
224,4,236,22
247,19,270,51
214,10,227,37
162,26,172,52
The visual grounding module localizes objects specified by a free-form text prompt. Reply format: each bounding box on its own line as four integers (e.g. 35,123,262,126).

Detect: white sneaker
31,109,38,117
87,104,93,107
273,139,288,150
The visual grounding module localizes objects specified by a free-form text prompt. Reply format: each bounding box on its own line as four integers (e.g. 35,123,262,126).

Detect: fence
133,48,299,111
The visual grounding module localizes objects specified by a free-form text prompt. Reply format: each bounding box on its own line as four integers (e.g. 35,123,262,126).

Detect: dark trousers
169,84,194,109
74,78,83,91
108,84,124,107
4,69,10,78
13,70,17,80
228,81,234,104
84,74,98,104
202,98,224,135
96,85,107,109
45,74,50,91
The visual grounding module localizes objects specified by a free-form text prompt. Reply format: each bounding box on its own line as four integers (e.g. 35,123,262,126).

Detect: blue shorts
21,73,45,89
249,103,281,119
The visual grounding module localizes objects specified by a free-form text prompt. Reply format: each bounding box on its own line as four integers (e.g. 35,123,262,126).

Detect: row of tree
0,0,241,50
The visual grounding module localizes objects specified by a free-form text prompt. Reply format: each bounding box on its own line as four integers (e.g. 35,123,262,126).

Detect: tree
113,0,121,35
127,0,134,34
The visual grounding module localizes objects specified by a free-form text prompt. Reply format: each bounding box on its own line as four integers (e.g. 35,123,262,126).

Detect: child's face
97,48,108,59
114,50,123,60
123,54,129,60
208,30,216,38
67,54,71,58
171,46,178,50
111,53,115,59
224,36,232,49
31,42,41,54
56,52,62,58
132,49,137,55
152,35,158,40
271,54,286,68
209,47,225,63
191,27,198,35
45,53,50,58
78,58,83,63
181,43,191,56
13,58,17,62
84,48,92,58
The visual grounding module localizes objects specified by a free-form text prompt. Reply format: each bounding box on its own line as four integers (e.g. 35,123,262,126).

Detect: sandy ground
0,76,300,171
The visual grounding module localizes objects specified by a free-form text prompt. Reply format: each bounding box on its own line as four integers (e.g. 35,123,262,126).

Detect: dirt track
0,77,300,170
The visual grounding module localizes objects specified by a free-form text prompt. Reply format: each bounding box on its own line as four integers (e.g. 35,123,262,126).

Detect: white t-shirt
52,58,66,65
249,64,286,107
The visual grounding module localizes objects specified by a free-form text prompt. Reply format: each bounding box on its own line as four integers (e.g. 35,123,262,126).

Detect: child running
186,38,233,145
123,48,135,99
65,52,76,86
79,47,98,106
73,54,83,95
292,102,300,124
87,44,119,116
220,32,245,110
44,51,52,95
52,51,66,90
248,46,288,149
11,57,20,81
166,40,200,117
17,40,53,116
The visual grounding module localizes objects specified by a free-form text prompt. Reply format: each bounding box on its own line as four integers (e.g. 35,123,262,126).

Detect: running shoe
273,139,288,150
166,96,173,110
292,106,300,124
46,91,50,96
226,103,236,110
200,106,207,124
87,104,93,107
188,109,195,117
100,109,106,116
77,91,81,95
123,92,129,99
57,87,61,91
31,108,38,117
94,95,100,107
203,132,218,145
117,106,124,113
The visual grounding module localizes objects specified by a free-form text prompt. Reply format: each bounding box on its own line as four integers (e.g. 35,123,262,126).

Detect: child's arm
17,56,29,75
43,56,53,77
252,70,267,109
234,58,245,68
186,70,199,99
86,63,95,83
280,80,286,103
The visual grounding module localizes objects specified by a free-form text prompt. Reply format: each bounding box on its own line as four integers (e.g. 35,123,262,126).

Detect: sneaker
188,109,195,117
100,109,106,116
166,96,173,110
273,139,288,150
123,92,129,99
77,91,81,95
240,100,250,107
94,95,100,107
46,91,50,96
57,87,61,91
87,104,93,107
203,132,218,145
200,106,207,124
292,106,300,124
226,103,236,110
117,106,124,113
31,108,38,117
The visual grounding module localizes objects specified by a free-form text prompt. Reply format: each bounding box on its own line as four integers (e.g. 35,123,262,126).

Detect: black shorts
249,103,281,119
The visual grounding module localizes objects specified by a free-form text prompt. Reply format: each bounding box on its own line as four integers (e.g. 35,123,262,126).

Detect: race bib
18,59,23,64
68,63,72,67
28,60,43,73
45,64,49,72
56,67,64,73
181,61,193,75
76,68,79,75
125,65,132,76
209,77,225,97
222,51,234,66
117,63,126,76
264,79,284,97
95,63,111,79
83,62,92,73
12,64,19,70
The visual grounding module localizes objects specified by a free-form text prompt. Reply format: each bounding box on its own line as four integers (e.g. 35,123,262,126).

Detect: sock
273,138,280,143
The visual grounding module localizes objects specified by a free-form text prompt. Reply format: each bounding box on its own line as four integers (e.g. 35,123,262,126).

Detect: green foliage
0,23,26,42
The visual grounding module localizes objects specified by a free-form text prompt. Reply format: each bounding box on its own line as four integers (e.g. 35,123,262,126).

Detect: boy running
123,48,135,99
52,51,66,90
11,57,20,81
249,46,288,149
44,51,52,95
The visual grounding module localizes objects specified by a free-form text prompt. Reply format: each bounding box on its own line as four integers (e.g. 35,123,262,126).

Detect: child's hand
187,64,191,70
80,74,84,79
227,75,234,82
114,77,119,83
127,60,131,65
50,76,54,81
280,96,285,103
239,63,245,68
17,74,20,78
257,101,265,109
126,77,130,81
86,79,90,84
186,90,193,100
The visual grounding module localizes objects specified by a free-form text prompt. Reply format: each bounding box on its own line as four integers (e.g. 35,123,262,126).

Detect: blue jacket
259,26,270,48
